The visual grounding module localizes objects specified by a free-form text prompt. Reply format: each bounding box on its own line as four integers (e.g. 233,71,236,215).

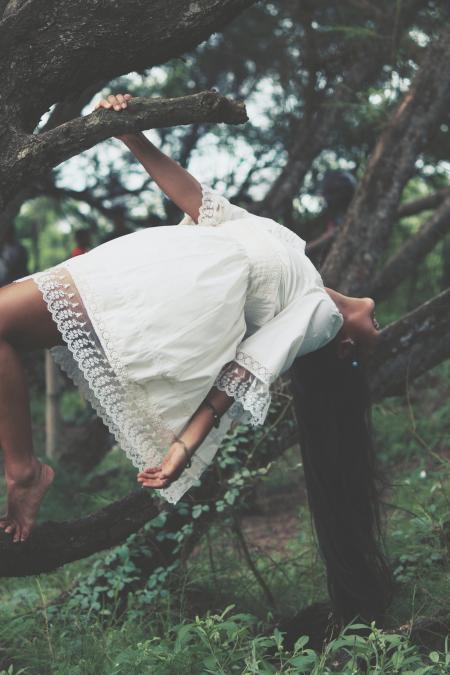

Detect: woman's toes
20,528,31,543
4,522,15,536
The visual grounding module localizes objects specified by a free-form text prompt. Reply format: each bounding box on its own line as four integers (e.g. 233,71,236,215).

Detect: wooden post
45,350,62,459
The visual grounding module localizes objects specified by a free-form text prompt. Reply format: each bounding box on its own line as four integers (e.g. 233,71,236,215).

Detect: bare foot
0,460,55,543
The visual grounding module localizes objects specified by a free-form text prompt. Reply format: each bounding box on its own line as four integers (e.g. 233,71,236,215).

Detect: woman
0,92,391,622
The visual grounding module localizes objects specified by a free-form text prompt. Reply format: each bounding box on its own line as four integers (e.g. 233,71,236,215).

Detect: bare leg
0,279,64,542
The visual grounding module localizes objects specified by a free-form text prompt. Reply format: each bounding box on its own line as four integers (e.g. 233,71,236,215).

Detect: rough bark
0,286,448,574
369,287,450,401
0,0,255,132
322,23,450,295
1,92,247,211
371,195,450,301
0,490,161,576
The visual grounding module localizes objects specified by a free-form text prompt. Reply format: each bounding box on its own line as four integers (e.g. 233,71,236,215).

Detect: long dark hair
289,339,393,626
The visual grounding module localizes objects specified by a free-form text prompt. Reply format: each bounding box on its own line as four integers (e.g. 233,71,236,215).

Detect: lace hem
214,360,272,428
31,265,218,505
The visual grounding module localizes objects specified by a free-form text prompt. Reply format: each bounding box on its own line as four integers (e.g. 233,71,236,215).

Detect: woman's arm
94,93,203,222
137,364,253,489
137,384,237,489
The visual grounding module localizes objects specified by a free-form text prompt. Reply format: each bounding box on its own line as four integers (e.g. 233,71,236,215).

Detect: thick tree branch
371,194,450,301
0,0,255,132
0,490,161,576
2,92,247,211
368,287,450,401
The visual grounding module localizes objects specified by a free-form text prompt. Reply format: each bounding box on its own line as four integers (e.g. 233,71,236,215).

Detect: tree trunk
322,22,450,295
45,351,62,459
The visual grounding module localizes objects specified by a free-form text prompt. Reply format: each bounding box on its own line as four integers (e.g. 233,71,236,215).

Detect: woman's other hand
93,93,140,142
136,441,190,490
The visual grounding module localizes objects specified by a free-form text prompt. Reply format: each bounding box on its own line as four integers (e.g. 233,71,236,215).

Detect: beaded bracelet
174,436,192,468
203,399,221,428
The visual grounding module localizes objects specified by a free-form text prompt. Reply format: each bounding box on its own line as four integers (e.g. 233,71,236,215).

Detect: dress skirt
17,224,253,504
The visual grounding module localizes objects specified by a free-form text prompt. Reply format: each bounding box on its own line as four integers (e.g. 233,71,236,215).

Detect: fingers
139,475,172,489
94,93,132,111
136,466,172,489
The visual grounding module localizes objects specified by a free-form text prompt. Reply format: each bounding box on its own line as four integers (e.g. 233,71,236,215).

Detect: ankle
5,457,41,485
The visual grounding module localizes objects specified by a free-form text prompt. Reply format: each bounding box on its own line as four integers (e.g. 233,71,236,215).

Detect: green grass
0,360,448,673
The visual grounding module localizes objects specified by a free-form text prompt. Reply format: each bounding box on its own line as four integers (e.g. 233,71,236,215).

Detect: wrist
120,131,147,148
172,437,192,468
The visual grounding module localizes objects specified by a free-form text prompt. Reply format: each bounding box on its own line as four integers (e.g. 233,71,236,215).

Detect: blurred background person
70,228,92,257
305,170,357,266
0,222,29,286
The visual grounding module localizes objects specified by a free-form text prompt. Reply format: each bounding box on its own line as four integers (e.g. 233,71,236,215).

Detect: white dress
14,184,344,504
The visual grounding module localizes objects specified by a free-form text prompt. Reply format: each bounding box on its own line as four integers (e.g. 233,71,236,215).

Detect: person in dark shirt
305,170,357,264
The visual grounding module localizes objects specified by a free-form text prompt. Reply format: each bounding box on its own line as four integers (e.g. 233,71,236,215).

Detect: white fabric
14,183,343,504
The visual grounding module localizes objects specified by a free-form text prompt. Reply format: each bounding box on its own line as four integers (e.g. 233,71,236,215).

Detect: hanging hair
289,339,394,626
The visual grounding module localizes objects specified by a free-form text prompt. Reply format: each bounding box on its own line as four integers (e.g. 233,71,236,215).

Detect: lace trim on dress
214,359,272,428
234,350,273,384
197,183,227,226
30,265,219,505
178,183,227,227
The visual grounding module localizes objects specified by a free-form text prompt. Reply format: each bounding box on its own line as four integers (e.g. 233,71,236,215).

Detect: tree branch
371,194,450,301
0,0,256,132
368,287,450,401
0,490,161,576
3,91,247,210
397,187,450,219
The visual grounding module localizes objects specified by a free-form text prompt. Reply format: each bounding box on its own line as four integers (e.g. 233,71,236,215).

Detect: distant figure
70,229,92,257
0,223,29,286
102,205,133,243
306,170,357,263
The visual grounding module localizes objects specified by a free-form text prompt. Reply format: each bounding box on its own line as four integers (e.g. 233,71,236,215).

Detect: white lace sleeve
178,183,240,227
215,290,344,430
214,356,272,428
